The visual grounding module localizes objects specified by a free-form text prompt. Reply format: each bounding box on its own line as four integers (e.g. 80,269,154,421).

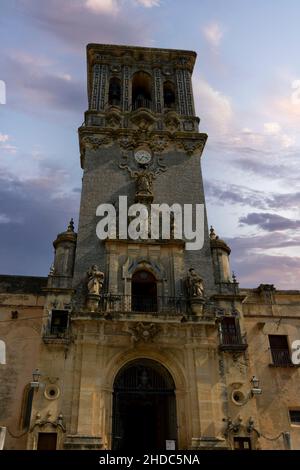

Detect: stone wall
0,275,46,449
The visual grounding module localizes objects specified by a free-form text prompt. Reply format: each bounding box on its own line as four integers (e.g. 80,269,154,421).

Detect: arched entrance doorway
132,270,157,312
112,359,177,451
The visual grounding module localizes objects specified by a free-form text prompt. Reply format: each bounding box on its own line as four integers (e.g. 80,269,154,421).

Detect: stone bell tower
29,45,255,452
74,43,216,299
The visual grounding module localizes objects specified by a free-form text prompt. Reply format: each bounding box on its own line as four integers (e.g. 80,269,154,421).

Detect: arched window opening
132,270,157,312
163,81,176,109
132,72,152,110
108,77,121,106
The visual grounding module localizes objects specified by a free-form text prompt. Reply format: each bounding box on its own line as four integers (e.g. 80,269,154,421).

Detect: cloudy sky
1,0,300,288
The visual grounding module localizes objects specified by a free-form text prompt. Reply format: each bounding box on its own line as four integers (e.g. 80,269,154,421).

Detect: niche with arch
132,71,152,110
163,81,176,109
108,77,121,106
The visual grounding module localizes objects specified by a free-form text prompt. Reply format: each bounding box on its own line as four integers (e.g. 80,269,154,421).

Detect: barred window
269,335,291,366
50,310,68,335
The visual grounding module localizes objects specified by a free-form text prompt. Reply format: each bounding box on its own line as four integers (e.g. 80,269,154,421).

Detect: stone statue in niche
135,169,153,196
186,268,204,298
87,265,104,296
134,169,154,205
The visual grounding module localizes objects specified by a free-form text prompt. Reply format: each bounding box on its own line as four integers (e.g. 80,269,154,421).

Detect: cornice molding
79,127,207,167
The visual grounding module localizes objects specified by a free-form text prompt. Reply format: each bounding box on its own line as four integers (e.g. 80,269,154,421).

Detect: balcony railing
103,294,187,316
42,319,70,343
219,329,248,352
270,348,292,367
132,97,153,111
49,325,68,336
43,329,70,344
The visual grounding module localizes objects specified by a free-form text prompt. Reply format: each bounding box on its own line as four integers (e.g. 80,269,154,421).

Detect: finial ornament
232,271,237,283
67,218,74,232
209,225,218,240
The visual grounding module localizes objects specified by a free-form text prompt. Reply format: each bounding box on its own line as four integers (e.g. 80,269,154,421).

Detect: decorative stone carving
164,112,180,132
177,138,206,156
28,412,66,450
122,65,130,111
82,135,111,151
130,109,156,131
128,322,160,343
176,68,186,115
134,169,153,203
110,64,121,73
30,412,66,433
223,416,260,450
105,110,121,128
183,121,194,131
183,69,194,116
154,68,162,113
118,135,137,150
91,63,108,110
257,284,276,304
223,416,243,437
149,136,169,154
119,143,167,179
162,66,173,76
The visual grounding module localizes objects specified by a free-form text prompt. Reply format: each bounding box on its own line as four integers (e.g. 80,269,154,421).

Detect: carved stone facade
0,44,300,451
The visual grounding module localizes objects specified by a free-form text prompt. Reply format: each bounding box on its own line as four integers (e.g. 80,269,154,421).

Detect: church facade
1,44,300,451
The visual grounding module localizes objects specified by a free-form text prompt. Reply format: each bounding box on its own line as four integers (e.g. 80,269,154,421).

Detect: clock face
134,149,152,165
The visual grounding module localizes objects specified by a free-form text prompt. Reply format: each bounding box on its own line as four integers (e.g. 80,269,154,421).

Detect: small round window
231,390,246,406
44,384,60,400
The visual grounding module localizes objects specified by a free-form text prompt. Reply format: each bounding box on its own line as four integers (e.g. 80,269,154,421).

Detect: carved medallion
128,322,160,343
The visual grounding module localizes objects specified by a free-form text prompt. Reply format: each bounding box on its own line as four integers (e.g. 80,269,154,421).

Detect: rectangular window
219,317,247,352
50,310,68,336
221,318,239,344
37,432,57,450
234,437,251,450
289,410,300,425
269,335,291,366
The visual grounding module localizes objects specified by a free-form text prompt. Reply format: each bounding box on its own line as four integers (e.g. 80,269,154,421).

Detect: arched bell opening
108,77,121,106
163,80,176,109
132,71,152,110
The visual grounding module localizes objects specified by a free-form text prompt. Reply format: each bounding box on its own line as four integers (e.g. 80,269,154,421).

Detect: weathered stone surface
1,43,300,451
0,275,47,294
